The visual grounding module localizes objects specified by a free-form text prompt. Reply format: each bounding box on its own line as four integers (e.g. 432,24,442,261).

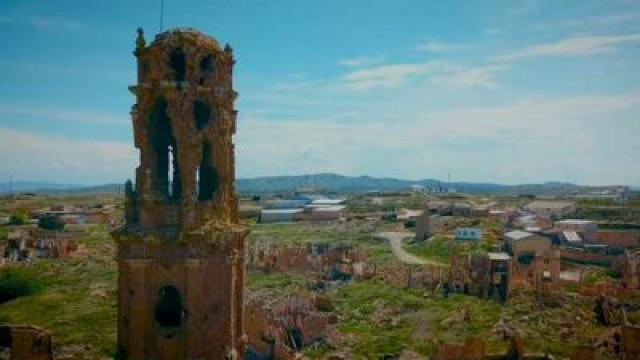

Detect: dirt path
376,232,428,265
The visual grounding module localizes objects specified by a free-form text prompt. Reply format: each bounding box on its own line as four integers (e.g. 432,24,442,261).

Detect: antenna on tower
159,0,165,32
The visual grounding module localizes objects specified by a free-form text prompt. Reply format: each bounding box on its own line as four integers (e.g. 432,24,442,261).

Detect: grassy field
0,224,117,359
0,220,394,358
247,220,395,265
305,279,618,359
0,218,629,360
403,235,492,265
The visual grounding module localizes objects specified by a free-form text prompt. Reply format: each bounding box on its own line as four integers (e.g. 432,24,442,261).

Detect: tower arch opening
193,101,211,130
197,141,219,202
169,47,186,83
155,286,184,329
149,98,181,201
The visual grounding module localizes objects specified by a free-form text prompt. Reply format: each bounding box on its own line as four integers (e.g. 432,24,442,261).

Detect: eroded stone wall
114,27,246,360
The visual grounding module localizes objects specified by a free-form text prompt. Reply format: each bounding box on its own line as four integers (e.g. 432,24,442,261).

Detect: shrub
8,211,29,225
38,214,65,231
0,269,44,304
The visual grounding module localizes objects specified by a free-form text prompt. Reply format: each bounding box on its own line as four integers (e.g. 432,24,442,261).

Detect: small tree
38,214,65,231
9,211,29,225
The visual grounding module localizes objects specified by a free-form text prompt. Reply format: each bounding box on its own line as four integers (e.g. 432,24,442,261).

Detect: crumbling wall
596,231,640,249
0,325,52,360
622,310,640,360
570,345,600,360
622,250,640,293
560,248,620,267
248,240,370,279
511,251,561,295
114,27,247,360
434,337,485,360
246,293,332,359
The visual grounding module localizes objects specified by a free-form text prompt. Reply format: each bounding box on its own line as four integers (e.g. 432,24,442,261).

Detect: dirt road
376,232,428,265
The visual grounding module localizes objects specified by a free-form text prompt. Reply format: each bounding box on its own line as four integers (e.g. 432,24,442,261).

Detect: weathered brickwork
112,27,246,360
0,325,52,360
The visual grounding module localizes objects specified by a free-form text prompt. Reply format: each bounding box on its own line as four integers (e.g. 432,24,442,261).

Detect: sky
1,0,639,186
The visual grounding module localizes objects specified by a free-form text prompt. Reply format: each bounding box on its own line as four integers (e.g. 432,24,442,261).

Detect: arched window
155,286,183,329
197,141,219,202
199,54,215,85
149,98,181,201
193,101,211,130
169,48,186,83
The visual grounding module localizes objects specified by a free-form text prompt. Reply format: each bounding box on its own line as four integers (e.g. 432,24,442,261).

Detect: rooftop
261,209,304,214
312,205,347,212
525,200,575,209
563,231,582,243
505,230,535,241
150,27,223,51
556,219,595,225
311,199,346,205
488,252,512,261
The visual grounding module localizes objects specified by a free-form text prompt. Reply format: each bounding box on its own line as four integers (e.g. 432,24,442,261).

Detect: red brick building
112,28,247,360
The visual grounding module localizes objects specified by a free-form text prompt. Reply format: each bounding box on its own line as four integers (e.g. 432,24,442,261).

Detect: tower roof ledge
151,27,222,51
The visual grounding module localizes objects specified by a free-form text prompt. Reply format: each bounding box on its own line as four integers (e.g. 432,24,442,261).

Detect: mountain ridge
1,173,626,196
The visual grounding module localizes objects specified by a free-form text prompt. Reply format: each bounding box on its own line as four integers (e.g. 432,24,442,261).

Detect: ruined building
112,28,247,359
449,252,511,302
622,249,640,293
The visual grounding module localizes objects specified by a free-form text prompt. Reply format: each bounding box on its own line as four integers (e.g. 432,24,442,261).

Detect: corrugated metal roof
312,205,346,212
261,209,304,214
563,231,582,243
556,219,595,225
488,252,511,261
505,230,534,241
311,199,346,205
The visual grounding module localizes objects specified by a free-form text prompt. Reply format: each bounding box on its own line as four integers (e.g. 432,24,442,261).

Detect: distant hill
0,173,609,196
0,181,122,195
235,173,589,195
0,181,82,193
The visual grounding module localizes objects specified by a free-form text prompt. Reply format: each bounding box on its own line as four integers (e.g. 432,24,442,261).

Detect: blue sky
1,0,639,186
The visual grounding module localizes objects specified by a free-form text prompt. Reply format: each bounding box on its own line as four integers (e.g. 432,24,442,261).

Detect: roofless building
113,27,247,359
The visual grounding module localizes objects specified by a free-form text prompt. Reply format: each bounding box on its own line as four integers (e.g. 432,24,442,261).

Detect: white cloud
415,39,466,53
3,91,638,186
0,127,135,184
28,16,86,31
337,56,385,67
337,62,446,90
535,13,639,30
0,104,127,126
430,64,508,90
484,28,500,36
0,15,86,32
494,33,640,62
334,61,507,91
236,90,640,185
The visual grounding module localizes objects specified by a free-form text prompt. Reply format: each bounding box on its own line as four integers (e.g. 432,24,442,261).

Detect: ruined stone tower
113,27,246,360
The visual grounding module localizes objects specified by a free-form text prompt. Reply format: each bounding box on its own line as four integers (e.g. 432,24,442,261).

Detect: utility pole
159,0,165,32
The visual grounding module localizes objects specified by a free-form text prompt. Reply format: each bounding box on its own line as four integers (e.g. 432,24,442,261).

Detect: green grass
583,268,617,284
0,268,44,303
0,225,117,358
325,280,502,358
247,221,394,265
404,236,492,265
248,271,312,292
307,279,613,359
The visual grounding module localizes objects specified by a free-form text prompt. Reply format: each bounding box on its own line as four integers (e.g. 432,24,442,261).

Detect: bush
38,214,65,230
9,211,29,225
0,269,44,304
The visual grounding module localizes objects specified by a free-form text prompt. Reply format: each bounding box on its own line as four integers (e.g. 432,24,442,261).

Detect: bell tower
113,27,247,360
